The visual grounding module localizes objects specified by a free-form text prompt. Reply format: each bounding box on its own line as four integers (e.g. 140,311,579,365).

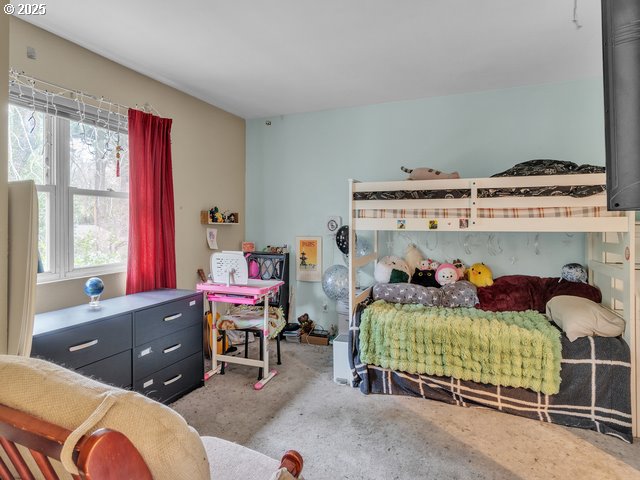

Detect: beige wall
1,12,9,351
8,18,246,313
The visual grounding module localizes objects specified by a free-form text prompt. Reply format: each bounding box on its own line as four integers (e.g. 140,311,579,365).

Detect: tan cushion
0,355,210,480
201,436,297,480
546,296,625,342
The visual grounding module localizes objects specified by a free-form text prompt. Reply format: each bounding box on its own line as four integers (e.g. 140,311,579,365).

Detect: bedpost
348,179,356,317
626,212,637,437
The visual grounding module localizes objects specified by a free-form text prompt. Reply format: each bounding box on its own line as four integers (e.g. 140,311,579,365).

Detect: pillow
545,296,625,342
372,283,441,306
440,281,478,308
0,355,209,480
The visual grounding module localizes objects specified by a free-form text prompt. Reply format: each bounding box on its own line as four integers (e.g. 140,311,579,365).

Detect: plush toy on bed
411,268,440,288
374,256,411,284
451,258,467,280
468,263,494,287
560,263,588,283
405,243,424,272
435,263,459,286
419,258,440,270
401,166,460,181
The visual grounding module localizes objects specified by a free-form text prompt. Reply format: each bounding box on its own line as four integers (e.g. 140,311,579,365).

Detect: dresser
31,289,204,404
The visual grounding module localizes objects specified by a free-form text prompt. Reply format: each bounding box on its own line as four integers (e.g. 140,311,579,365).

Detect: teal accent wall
246,79,605,328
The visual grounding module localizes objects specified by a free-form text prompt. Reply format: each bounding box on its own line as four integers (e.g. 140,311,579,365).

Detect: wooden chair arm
77,428,152,480
279,450,303,478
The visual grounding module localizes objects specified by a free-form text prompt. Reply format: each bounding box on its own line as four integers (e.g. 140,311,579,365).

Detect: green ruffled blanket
360,301,562,394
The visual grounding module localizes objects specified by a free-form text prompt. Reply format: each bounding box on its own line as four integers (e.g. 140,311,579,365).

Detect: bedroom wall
9,18,246,313
0,12,10,352
246,78,605,329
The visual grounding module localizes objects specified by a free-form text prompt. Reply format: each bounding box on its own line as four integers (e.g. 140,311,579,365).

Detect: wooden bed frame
347,173,638,436
0,403,304,479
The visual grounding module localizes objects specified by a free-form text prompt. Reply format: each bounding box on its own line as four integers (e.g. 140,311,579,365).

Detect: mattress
356,206,623,219
349,302,632,442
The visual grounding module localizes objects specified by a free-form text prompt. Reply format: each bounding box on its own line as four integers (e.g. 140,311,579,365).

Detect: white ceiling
15,0,603,119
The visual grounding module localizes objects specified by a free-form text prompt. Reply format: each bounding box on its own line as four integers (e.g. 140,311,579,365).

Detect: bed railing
352,173,629,232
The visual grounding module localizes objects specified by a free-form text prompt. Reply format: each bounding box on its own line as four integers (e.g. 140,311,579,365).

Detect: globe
322,265,349,302
84,277,105,297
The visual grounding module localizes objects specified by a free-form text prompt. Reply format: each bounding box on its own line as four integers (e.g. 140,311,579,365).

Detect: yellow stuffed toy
468,263,493,287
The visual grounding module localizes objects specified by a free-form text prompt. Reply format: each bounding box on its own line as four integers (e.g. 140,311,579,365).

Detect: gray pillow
372,281,479,308
440,280,479,308
372,283,441,306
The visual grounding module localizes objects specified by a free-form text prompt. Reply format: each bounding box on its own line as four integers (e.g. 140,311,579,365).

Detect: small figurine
209,207,224,223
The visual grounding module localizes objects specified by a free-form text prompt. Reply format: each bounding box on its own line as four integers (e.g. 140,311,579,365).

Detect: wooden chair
0,403,303,479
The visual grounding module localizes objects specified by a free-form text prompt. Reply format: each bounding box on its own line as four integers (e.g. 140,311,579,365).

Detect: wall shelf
200,210,239,225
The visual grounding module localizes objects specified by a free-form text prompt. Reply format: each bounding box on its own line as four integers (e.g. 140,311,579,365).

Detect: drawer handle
163,374,182,386
163,343,182,354
69,339,98,352
164,313,182,322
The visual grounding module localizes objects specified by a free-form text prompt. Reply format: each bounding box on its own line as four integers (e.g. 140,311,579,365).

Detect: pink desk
196,280,284,390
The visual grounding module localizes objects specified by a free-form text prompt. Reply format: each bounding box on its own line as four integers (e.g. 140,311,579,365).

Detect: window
8,104,129,281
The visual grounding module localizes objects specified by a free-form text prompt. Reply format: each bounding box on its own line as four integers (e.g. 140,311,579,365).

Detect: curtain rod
9,69,160,115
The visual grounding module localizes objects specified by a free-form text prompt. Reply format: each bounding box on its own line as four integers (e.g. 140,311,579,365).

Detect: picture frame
296,236,322,282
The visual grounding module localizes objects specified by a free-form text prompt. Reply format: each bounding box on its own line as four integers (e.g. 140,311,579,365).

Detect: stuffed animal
411,268,440,288
424,258,441,270
560,263,588,283
374,256,411,283
451,258,467,280
389,269,410,284
468,263,493,287
401,166,460,181
405,243,424,272
435,263,458,286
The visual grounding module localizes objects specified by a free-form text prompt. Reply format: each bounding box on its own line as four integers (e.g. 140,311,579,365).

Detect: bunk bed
347,171,637,442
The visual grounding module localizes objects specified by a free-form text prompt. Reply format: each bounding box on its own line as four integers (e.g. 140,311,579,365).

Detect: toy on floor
435,263,458,286
411,268,440,288
560,263,588,283
468,263,493,287
451,259,467,280
401,166,460,181
405,243,424,272
298,313,315,334
374,256,411,283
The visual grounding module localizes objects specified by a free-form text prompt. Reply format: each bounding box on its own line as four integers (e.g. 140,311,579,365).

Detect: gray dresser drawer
134,352,203,404
77,350,132,388
31,314,132,370
133,324,202,380
134,295,202,346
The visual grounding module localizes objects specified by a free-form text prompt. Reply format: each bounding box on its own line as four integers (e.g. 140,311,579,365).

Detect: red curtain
126,109,176,294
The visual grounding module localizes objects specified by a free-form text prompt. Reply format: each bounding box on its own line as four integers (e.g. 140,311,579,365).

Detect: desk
196,280,283,390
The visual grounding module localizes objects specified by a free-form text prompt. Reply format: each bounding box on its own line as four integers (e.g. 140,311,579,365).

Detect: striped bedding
349,302,633,442
356,206,623,219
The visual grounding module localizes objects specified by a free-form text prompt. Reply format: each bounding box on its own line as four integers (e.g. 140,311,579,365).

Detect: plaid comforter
349,302,633,442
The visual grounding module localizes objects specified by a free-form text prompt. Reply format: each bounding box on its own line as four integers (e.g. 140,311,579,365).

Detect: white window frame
9,103,129,284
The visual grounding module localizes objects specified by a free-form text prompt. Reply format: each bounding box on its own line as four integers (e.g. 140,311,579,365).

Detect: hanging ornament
115,144,123,177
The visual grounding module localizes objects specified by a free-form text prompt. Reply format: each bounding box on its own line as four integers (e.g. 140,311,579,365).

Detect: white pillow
545,295,625,342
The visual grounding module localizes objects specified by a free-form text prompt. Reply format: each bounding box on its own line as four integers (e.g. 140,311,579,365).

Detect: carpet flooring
172,339,640,480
